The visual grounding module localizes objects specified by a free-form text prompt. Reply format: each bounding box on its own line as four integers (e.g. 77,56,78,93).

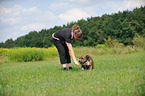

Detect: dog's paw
82,68,85,70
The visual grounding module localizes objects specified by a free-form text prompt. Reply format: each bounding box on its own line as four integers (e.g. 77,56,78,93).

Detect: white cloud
21,23,45,31
0,26,24,42
0,5,22,25
59,8,90,22
0,5,22,16
118,0,145,11
1,17,21,25
42,11,57,21
63,0,89,3
0,5,42,25
22,7,40,15
49,2,68,11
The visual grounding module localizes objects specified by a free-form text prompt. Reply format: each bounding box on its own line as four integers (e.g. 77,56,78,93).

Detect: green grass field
0,50,145,96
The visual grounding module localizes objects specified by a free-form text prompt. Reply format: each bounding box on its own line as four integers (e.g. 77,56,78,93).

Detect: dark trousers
53,39,71,64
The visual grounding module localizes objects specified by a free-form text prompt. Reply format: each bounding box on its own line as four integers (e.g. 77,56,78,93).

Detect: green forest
0,6,145,48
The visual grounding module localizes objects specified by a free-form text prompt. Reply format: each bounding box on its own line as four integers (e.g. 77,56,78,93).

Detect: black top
53,28,73,44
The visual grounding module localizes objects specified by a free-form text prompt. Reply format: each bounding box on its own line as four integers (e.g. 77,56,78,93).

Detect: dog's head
79,55,90,65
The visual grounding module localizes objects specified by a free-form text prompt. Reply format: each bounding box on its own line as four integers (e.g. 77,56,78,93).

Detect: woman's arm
66,43,79,65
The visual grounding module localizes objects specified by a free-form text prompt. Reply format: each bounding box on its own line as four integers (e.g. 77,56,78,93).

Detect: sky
0,0,145,43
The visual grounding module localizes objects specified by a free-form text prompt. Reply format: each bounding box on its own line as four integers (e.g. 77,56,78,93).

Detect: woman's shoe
63,67,68,71
69,67,73,70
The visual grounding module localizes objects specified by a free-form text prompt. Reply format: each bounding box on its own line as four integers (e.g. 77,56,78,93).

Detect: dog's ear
86,55,89,59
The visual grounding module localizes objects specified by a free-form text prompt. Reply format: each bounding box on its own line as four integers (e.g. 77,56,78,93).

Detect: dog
79,55,94,71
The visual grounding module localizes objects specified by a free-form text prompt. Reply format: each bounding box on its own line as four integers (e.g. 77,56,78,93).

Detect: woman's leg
63,42,72,69
53,39,70,70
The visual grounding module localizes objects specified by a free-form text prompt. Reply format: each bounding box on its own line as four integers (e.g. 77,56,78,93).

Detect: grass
0,50,145,96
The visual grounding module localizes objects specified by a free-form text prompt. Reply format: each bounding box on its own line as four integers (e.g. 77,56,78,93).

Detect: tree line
0,6,145,48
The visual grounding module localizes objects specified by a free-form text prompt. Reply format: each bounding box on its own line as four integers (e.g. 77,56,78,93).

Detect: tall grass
74,46,143,57
0,48,8,63
6,47,58,62
0,46,144,62
1,40,144,63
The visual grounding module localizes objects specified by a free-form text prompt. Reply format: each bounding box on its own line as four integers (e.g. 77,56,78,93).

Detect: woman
52,25,82,70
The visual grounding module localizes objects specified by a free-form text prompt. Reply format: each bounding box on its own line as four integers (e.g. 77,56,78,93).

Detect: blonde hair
72,25,82,38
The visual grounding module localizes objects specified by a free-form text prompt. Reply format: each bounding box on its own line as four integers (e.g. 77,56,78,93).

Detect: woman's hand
74,60,79,65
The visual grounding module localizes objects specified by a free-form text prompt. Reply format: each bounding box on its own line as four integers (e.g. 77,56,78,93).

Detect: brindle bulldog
79,55,94,71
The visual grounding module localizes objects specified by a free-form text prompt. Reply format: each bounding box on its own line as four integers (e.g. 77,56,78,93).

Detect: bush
104,37,124,48
132,33,145,49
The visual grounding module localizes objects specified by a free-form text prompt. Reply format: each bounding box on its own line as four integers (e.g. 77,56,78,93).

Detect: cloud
49,2,69,11
59,8,90,22
0,5,42,25
41,11,57,21
1,17,21,25
0,5,22,16
22,7,40,15
123,0,145,9
118,0,145,12
21,23,45,31
62,0,89,3
0,25,24,42
0,5,22,25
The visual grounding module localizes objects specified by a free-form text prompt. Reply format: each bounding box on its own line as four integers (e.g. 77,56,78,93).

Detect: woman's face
74,35,80,40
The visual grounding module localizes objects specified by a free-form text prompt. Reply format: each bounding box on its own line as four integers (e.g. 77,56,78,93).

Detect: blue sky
0,0,145,42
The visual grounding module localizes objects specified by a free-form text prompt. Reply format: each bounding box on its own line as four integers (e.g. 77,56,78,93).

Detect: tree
3,38,15,48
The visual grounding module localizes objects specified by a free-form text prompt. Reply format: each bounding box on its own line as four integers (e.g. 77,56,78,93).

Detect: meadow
0,46,145,96
0,45,143,63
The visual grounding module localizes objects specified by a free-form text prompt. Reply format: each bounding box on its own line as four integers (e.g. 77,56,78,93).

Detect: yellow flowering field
0,47,58,62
